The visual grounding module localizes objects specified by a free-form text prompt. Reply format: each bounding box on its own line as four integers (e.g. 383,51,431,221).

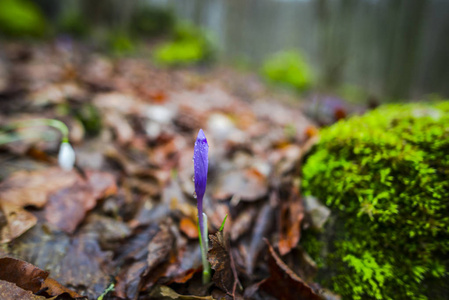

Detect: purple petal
194,129,209,233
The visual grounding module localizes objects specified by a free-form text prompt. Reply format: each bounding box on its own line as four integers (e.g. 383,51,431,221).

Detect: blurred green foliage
0,0,47,37
302,102,449,299
109,32,135,55
261,50,312,92
75,103,102,136
130,6,174,37
57,11,89,38
154,22,214,66
338,84,370,104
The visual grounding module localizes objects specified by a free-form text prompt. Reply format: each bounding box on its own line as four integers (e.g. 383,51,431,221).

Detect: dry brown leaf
147,224,188,289
0,280,46,300
149,137,183,168
164,178,194,219
0,167,117,235
29,82,85,106
149,285,214,300
104,145,147,175
93,92,142,114
0,168,80,208
10,224,108,299
115,261,147,300
53,236,110,299
44,182,97,233
172,270,197,285
213,169,267,201
163,238,202,285
148,90,168,103
0,257,84,299
125,177,160,197
0,202,37,243
0,247,7,258
230,206,257,241
0,257,49,293
114,224,159,264
246,201,274,275
79,214,131,250
25,147,54,163
103,111,135,145
41,277,85,299
278,186,304,256
145,223,175,275
179,217,198,239
115,223,176,300
270,144,303,177
85,170,118,200
10,223,71,274
208,231,232,295
43,170,117,233
208,231,240,297
261,240,322,300
282,248,318,284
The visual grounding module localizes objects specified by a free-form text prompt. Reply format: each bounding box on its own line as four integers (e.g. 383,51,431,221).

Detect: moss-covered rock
302,102,449,299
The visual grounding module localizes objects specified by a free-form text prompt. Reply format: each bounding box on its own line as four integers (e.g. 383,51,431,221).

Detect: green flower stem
97,282,114,300
0,118,69,145
17,119,69,142
198,212,210,284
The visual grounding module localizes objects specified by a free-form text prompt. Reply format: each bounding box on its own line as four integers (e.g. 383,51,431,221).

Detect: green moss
302,102,449,299
0,0,47,38
261,50,312,92
301,229,325,268
153,22,214,66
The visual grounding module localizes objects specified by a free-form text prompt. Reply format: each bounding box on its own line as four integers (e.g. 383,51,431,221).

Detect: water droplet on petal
193,192,197,199
191,175,195,182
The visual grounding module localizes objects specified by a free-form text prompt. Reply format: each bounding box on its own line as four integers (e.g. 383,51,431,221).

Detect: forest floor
0,41,342,300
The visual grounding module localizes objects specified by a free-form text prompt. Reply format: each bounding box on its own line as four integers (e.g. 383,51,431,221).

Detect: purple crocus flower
193,129,209,234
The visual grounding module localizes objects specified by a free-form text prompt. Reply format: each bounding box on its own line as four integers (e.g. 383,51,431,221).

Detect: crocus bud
58,141,75,171
194,129,209,234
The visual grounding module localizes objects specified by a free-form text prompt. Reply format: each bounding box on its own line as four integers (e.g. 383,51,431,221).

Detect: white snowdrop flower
58,141,75,171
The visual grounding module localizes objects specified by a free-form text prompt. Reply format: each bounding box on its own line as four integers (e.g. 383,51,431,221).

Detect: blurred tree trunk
33,0,62,21
412,1,449,98
382,0,428,99
316,0,356,90
80,0,136,32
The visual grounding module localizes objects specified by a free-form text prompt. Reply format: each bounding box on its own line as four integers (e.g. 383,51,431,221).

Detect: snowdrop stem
19,118,69,141
198,212,210,284
0,118,69,144
0,134,26,145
